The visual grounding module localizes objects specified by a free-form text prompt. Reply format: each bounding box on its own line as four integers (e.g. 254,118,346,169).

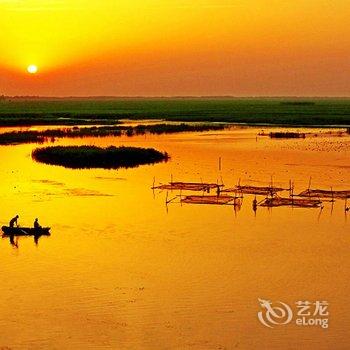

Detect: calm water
0,127,349,349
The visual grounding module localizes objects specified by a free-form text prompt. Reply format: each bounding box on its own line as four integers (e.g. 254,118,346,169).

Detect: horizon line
2,95,350,100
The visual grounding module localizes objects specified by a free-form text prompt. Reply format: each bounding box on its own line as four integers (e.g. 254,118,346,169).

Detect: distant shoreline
2,96,350,100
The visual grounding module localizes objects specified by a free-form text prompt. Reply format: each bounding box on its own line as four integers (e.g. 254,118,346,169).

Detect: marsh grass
0,123,227,145
0,132,47,145
269,132,306,138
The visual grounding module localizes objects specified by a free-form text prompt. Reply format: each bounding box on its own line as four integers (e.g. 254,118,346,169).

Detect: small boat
2,226,51,236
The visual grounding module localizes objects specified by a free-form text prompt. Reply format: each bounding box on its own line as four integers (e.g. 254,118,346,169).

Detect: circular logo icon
258,298,293,328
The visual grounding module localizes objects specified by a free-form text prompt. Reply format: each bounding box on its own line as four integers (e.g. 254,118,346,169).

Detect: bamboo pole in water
308,176,312,195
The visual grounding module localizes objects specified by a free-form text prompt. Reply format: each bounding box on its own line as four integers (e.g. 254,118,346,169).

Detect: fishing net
154,182,222,192
260,196,322,208
298,189,350,199
181,195,241,205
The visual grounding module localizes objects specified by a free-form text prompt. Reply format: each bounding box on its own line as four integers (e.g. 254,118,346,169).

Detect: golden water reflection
0,127,349,349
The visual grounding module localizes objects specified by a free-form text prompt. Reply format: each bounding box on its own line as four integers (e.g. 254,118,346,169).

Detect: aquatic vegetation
0,131,46,145
132,123,226,135
259,129,349,139
0,123,228,145
32,145,169,169
269,132,306,139
0,113,122,126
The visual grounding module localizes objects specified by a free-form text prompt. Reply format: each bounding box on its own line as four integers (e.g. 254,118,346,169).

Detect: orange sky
0,0,350,96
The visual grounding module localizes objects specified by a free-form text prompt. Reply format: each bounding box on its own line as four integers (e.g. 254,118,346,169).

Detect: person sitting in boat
34,218,41,230
9,215,19,228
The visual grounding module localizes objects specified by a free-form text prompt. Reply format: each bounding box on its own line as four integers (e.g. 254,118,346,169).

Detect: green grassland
0,97,349,126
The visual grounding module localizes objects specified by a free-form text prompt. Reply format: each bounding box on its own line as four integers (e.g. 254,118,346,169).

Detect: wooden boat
2,226,51,236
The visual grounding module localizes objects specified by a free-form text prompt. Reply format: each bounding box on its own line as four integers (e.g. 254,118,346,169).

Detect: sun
27,65,38,74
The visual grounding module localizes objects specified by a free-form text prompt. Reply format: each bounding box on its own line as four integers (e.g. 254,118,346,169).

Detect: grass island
32,145,169,169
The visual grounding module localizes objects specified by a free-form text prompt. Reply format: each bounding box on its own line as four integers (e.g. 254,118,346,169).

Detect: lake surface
0,126,349,349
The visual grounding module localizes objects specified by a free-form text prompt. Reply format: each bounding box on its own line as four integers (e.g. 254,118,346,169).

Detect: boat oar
17,226,28,235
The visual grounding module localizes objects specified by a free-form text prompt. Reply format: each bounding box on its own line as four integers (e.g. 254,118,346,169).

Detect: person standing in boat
9,215,19,228
34,218,41,230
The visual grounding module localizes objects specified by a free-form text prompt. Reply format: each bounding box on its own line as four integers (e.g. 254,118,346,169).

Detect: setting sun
27,65,38,74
